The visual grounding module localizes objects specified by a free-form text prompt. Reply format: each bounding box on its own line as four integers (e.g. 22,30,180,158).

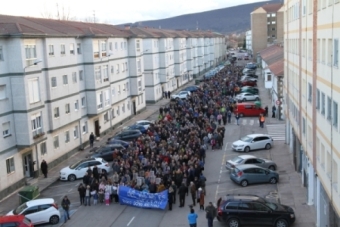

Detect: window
27,78,40,104
70,43,75,54
115,42,118,50
93,40,99,58
104,90,110,106
302,117,306,134
0,46,4,60
72,72,77,83
125,62,128,71
97,92,103,109
321,92,325,115
31,113,42,135
2,121,10,137
51,77,57,87
60,44,66,55
116,64,120,73
0,85,6,99
117,106,120,115
65,131,70,143
63,75,68,85
272,34,276,38
95,66,101,82
328,39,333,65
137,59,141,73
25,44,37,66
101,41,107,57
54,107,60,118
81,97,86,107
6,157,15,174
77,43,81,54
112,87,115,97
65,103,70,114
136,40,140,52
103,65,109,81
333,101,338,127
118,85,121,95
327,96,332,120
75,100,79,111
53,136,59,149
48,45,54,56
40,142,47,155
79,70,83,81
126,82,129,92
334,39,339,67
111,65,114,74
138,79,142,91
109,42,113,51
82,121,88,134
317,89,320,109
271,13,276,17
308,83,312,102
271,21,276,24
104,112,109,122
74,126,79,138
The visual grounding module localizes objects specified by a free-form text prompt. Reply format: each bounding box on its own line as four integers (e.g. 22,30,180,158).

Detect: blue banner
119,186,168,210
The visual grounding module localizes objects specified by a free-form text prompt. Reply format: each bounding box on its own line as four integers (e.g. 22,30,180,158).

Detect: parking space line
127,216,135,226
216,143,228,201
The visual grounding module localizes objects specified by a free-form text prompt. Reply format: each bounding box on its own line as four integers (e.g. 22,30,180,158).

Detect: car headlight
290,214,295,218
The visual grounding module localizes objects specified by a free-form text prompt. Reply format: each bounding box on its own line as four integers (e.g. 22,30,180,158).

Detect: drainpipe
78,120,83,150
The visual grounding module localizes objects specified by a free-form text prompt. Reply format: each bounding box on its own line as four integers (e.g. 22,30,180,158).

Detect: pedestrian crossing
231,118,256,126
266,124,286,141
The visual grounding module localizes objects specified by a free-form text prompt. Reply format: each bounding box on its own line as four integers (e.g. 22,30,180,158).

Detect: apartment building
251,3,284,57
246,30,252,54
284,0,340,226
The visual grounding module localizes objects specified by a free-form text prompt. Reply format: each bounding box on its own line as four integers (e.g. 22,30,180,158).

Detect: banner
119,186,168,210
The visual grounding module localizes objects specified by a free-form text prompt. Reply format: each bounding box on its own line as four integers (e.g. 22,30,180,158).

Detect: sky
0,0,263,25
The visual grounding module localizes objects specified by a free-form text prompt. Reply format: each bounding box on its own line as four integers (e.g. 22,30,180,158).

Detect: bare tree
40,2,76,21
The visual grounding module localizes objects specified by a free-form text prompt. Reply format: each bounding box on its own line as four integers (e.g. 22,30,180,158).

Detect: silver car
230,164,279,187
232,134,273,152
226,155,277,171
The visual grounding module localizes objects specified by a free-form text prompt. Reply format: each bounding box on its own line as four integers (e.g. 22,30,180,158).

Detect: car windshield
70,159,84,169
240,136,252,142
13,203,28,214
231,157,244,163
265,201,279,210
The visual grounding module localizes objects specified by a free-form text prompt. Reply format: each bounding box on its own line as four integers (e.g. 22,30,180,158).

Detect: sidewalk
0,74,204,215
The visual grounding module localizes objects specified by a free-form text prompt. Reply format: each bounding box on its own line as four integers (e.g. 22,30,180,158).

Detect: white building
246,30,252,54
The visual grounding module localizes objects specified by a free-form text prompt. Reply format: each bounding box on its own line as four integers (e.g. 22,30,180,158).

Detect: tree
40,2,76,21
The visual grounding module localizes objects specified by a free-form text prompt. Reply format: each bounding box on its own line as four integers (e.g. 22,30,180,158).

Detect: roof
261,3,283,12
259,45,284,77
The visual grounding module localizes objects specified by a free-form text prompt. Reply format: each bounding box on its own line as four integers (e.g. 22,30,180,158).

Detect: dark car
106,138,129,148
239,87,259,95
113,130,142,141
241,80,257,87
216,194,295,227
90,144,125,162
245,62,257,70
182,85,200,93
243,73,258,78
123,124,147,134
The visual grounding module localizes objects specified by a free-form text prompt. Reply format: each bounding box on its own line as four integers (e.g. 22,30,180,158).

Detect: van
234,103,265,117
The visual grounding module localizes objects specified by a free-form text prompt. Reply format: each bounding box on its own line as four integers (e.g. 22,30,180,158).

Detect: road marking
216,143,228,201
68,188,73,192
249,119,254,125
127,217,135,226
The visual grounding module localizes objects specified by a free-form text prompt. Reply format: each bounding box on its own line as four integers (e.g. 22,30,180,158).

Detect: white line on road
127,217,135,226
68,188,73,192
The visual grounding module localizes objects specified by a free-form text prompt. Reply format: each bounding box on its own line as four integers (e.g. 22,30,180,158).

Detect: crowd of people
76,63,244,225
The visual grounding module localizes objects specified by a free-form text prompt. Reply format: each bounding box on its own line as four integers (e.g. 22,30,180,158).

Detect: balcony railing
33,128,45,139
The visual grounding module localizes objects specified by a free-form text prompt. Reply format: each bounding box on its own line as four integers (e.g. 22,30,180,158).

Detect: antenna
56,3,60,20
93,10,96,23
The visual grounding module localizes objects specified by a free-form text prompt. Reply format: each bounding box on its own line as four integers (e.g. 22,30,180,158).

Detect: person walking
178,183,188,207
205,202,217,227
265,106,268,117
170,181,177,204
61,196,71,223
189,182,197,206
77,183,86,205
84,185,91,206
89,132,95,148
272,105,277,118
198,188,205,210
167,91,171,99
259,114,265,128
40,160,48,178
163,91,167,99
235,113,240,125
168,185,174,211
227,110,232,124
187,209,198,227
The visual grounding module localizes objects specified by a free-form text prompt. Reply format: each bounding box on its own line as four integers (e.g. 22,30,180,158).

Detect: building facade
284,0,340,226
251,3,284,56
246,30,253,54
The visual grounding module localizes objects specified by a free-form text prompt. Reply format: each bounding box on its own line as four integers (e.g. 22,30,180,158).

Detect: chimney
124,24,131,30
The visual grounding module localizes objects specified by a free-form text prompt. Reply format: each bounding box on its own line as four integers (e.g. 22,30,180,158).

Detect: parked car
0,215,33,227
113,130,142,141
230,164,279,187
234,103,266,117
135,120,154,130
241,80,257,87
239,87,259,95
123,124,147,134
225,154,277,171
181,85,200,93
171,91,191,100
236,92,260,102
59,157,111,181
90,144,126,162
106,138,129,148
7,198,60,225
232,134,273,152
245,62,258,70
244,55,249,60
242,73,258,78
242,68,256,74
216,194,295,227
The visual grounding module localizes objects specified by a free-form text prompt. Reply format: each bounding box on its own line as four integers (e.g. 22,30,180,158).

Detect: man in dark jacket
170,181,177,204
61,196,71,223
167,91,171,99
178,183,188,207
92,165,99,180
205,202,217,227
40,160,48,178
83,172,90,185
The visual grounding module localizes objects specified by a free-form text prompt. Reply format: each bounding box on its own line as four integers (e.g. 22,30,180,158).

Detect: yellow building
284,0,340,226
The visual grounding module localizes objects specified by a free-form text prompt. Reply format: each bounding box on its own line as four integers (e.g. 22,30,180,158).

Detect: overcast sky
0,0,263,24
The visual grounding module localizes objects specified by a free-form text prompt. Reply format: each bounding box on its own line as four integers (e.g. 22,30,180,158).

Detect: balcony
32,128,45,140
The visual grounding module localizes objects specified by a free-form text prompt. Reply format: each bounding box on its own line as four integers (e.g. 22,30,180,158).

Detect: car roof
136,120,151,123
0,215,26,223
237,155,256,159
246,134,271,138
235,164,266,170
26,198,55,206
223,194,264,203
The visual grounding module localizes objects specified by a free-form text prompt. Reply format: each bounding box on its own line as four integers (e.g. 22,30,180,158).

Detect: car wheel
240,180,248,187
68,174,76,181
265,143,272,149
244,146,250,152
255,97,259,100
268,165,276,171
270,177,278,184
227,218,240,227
50,215,60,224
242,98,246,101
275,219,288,227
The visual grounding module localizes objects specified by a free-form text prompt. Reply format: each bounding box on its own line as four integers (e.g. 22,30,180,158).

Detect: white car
135,120,154,130
236,93,260,102
232,134,273,152
60,157,111,181
7,198,60,225
171,91,191,100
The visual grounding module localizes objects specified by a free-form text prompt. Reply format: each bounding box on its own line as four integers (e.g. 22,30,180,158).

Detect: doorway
94,120,100,137
133,101,136,115
23,153,33,177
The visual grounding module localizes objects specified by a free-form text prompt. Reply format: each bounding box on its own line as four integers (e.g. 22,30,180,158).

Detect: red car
0,215,33,227
244,56,249,60
241,80,257,87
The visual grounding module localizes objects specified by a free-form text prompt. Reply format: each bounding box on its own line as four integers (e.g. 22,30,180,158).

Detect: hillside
121,0,281,34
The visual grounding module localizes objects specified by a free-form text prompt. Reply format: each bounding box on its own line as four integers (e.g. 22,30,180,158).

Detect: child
91,190,98,205
105,190,110,206
98,189,104,204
